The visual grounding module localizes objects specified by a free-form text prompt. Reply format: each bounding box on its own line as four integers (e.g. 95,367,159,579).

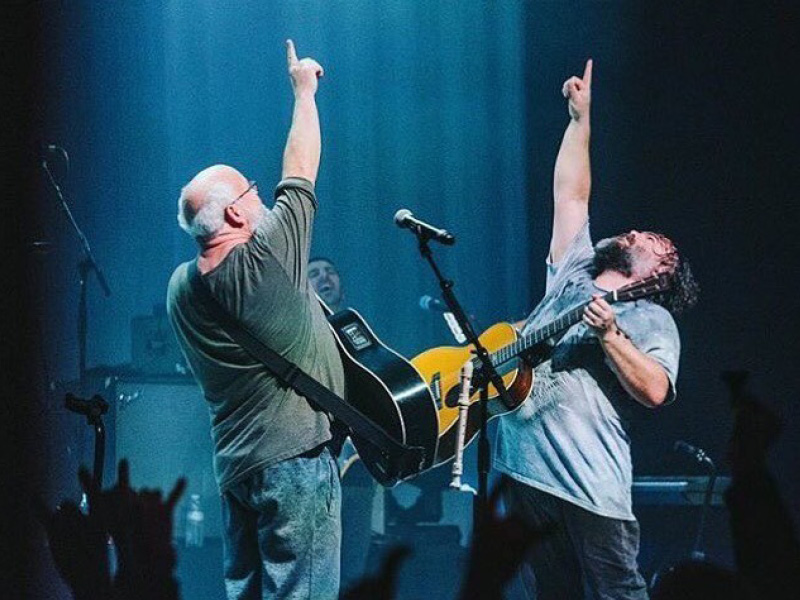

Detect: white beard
252,204,271,234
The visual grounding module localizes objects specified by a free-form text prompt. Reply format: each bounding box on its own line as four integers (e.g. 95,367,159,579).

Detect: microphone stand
65,393,110,487
41,153,111,389
690,453,717,561
674,441,717,561
414,231,512,536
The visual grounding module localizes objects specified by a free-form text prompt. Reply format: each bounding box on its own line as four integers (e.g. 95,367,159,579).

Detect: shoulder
619,300,679,340
546,221,594,291
549,220,593,267
166,262,192,308
640,301,677,328
274,177,317,208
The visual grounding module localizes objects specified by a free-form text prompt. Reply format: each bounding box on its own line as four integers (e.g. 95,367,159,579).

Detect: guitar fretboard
468,272,669,371
489,290,614,367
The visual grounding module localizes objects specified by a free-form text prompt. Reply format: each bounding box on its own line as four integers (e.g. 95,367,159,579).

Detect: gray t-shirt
495,221,680,520
167,177,345,492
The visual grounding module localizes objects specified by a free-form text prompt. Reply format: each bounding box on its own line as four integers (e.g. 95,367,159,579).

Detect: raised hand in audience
37,460,186,600
35,477,112,600
101,460,186,600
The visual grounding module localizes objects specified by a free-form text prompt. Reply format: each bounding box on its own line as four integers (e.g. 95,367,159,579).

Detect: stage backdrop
33,0,529,377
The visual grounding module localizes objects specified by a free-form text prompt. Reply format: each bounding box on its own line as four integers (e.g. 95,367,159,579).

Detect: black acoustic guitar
326,308,440,486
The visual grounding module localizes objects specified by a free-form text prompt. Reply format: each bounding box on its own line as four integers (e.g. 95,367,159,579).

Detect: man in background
309,256,345,312
308,256,378,590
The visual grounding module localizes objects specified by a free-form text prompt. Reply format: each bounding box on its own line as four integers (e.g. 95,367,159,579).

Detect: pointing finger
286,39,298,67
582,58,593,87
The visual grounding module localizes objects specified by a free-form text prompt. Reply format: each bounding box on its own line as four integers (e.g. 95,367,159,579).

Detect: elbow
553,187,591,208
643,393,667,409
641,377,671,409
282,163,318,185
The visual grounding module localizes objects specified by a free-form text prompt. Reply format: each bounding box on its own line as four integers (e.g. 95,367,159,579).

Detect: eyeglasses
230,180,258,206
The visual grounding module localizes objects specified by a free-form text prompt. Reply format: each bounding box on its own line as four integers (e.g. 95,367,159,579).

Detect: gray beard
252,204,271,235
593,236,633,277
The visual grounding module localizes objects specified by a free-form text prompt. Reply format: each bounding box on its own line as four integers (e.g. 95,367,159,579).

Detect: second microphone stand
690,449,717,561
414,231,512,535
41,153,111,389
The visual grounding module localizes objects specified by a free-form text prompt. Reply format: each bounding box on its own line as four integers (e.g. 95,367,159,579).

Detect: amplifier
115,377,221,538
633,476,731,506
131,311,188,376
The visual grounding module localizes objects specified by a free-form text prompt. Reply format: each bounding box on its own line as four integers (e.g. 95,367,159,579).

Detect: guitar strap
187,260,423,468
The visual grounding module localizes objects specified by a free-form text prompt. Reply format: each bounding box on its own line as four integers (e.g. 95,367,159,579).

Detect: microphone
394,209,455,245
38,142,70,170
419,295,449,313
674,440,714,467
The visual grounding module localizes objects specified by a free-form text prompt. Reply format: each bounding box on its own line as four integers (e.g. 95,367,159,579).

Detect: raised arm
550,59,593,264
282,40,324,184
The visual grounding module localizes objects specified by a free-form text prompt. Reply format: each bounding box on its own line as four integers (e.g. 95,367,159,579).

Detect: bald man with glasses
167,41,344,600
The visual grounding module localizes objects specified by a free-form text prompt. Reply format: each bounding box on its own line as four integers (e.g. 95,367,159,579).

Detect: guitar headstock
613,272,672,303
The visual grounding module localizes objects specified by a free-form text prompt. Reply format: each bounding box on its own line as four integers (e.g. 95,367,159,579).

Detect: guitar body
412,322,534,466
327,308,439,486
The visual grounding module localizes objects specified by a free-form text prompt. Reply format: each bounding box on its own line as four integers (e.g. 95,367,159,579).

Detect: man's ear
224,204,248,228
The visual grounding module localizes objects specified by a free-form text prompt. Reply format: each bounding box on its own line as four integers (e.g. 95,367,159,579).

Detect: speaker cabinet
115,377,221,539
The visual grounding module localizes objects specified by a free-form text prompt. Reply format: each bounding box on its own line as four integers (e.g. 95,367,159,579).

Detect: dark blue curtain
35,1,530,381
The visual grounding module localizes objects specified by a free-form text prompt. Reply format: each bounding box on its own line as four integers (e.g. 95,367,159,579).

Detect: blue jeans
502,477,648,600
221,445,341,600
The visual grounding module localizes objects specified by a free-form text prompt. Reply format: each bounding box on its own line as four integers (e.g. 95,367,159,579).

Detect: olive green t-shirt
166,177,345,492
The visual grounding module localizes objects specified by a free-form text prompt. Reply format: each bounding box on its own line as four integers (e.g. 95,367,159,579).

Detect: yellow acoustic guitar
411,274,671,466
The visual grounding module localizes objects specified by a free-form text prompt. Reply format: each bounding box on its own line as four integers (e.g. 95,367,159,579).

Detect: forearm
553,117,591,204
282,92,321,183
599,327,669,408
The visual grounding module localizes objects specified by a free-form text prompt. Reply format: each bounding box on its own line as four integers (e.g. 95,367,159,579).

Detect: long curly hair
632,232,699,314
656,256,699,314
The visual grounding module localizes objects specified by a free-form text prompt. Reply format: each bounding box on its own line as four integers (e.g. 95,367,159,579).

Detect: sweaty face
594,230,677,278
308,260,343,309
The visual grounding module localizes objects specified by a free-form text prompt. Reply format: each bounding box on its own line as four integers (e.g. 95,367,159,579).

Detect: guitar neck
486,273,669,368
491,289,617,366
